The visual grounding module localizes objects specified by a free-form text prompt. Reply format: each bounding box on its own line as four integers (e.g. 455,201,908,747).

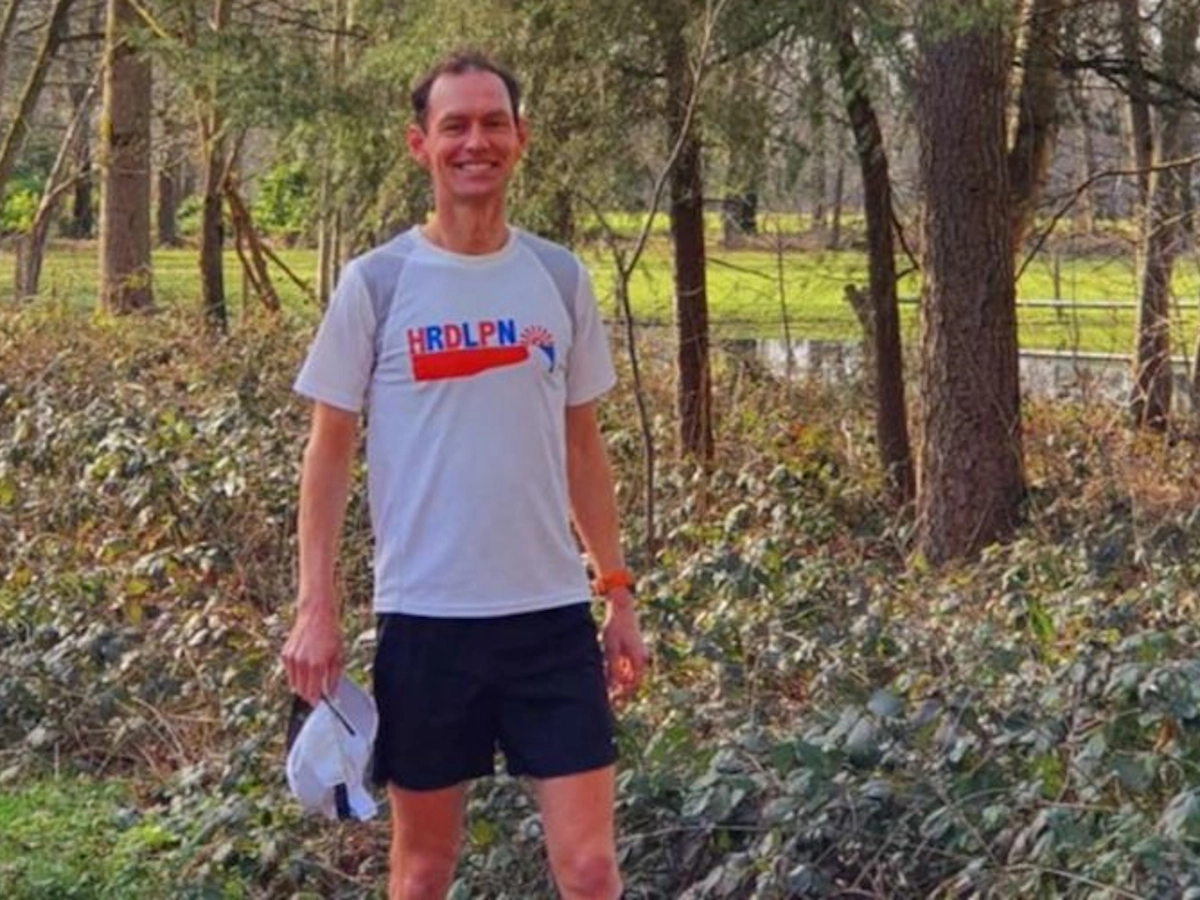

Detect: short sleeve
565,265,617,406
294,261,376,413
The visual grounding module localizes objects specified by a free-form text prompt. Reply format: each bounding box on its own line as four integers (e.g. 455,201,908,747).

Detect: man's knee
388,848,457,900
554,847,622,900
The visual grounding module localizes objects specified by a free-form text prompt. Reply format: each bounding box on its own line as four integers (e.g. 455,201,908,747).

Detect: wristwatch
591,568,636,597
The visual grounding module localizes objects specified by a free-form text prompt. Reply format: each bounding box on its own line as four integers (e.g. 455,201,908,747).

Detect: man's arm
282,401,359,704
565,401,648,700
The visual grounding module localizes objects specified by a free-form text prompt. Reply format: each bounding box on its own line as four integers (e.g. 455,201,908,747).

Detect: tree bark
1067,74,1098,233
663,20,712,461
834,21,913,505
16,77,95,299
0,0,24,104
915,2,1024,564
807,43,828,237
0,0,75,202
1118,0,1153,214
63,3,96,239
828,157,844,250
1008,0,1066,250
157,165,179,246
1133,0,1200,429
198,0,230,331
98,0,153,314
198,133,227,329
315,0,347,304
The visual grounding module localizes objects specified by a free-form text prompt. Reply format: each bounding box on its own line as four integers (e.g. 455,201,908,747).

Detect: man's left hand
601,589,648,703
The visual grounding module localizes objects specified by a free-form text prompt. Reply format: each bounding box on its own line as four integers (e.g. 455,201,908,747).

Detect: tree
651,0,715,461
98,0,152,313
15,76,96,298
0,0,75,204
831,12,914,504
1131,0,1200,429
1009,0,1067,249
915,0,1024,563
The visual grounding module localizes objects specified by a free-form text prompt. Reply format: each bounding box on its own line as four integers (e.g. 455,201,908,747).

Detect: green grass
0,777,173,898
6,238,1200,355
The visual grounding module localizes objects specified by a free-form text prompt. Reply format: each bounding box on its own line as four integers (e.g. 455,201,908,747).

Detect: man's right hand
282,599,344,705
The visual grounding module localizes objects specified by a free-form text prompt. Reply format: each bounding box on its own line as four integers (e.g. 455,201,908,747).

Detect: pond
727,338,1197,412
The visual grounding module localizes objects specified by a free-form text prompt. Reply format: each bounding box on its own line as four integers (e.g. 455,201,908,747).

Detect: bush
252,161,315,245
1,176,40,234
3,307,1200,897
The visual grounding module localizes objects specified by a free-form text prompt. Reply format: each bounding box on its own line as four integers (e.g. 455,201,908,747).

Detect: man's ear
516,115,530,152
406,123,429,167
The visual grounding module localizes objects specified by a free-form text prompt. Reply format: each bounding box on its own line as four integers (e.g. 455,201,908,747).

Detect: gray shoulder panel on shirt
352,230,417,367
515,230,580,333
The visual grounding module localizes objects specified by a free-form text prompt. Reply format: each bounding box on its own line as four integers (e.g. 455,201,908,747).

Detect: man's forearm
565,407,626,578
297,421,357,611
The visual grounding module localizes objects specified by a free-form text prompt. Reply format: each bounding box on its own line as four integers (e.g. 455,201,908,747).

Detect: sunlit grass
5,237,1199,354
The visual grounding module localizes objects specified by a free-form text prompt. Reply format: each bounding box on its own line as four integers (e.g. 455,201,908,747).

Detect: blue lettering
497,319,517,346
462,322,479,348
426,325,444,351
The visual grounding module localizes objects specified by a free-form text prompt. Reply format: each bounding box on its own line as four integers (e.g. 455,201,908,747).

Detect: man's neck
422,203,510,255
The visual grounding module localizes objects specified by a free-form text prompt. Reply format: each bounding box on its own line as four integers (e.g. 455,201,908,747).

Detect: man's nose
464,123,487,148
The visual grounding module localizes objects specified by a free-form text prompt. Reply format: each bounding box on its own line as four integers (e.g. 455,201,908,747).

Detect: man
282,50,648,900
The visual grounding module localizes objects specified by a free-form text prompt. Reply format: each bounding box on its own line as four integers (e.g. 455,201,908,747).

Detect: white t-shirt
294,226,616,617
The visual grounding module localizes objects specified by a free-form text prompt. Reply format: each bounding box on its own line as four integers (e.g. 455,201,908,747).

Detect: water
733,338,1196,411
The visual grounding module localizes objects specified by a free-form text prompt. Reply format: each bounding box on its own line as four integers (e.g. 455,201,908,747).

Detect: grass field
4,238,1200,355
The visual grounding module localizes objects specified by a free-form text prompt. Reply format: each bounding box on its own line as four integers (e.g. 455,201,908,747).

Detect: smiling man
282,51,647,900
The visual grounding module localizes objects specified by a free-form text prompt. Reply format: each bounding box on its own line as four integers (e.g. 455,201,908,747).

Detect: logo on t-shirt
406,318,555,381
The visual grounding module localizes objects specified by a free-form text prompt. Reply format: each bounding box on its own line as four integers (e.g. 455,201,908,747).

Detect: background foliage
4,308,1200,897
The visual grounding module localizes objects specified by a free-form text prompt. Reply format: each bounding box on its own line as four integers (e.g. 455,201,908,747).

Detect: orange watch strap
591,568,635,596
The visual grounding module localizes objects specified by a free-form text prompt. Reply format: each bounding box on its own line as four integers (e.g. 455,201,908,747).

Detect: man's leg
387,782,467,900
534,764,622,900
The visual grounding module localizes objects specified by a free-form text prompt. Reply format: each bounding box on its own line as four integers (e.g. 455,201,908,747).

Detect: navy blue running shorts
372,602,617,791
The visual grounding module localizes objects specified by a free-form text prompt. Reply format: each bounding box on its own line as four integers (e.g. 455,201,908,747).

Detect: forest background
5,0,1200,897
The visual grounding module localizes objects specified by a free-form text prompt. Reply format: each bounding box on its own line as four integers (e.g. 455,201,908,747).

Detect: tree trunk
98,0,152,314
827,157,844,250
199,135,227,330
1068,74,1098,233
835,21,913,505
0,0,24,104
16,77,95,299
68,123,93,238
664,25,712,461
1119,0,1153,214
63,4,96,239
915,2,1024,564
0,0,74,202
157,165,179,246
553,186,575,245
1133,0,1200,429
1008,0,1066,250
807,43,827,237
197,0,230,331
316,0,348,304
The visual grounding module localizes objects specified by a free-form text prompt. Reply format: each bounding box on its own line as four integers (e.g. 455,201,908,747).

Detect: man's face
407,70,528,205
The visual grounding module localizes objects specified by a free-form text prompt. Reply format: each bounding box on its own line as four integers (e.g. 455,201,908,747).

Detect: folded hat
286,675,378,821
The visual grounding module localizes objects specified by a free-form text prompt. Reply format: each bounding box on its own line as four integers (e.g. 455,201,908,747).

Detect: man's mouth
455,162,496,172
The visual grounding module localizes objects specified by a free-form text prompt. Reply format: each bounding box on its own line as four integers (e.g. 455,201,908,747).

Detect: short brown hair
410,51,521,128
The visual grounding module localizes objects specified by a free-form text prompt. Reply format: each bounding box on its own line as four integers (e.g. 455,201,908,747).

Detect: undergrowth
2,306,1200,898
